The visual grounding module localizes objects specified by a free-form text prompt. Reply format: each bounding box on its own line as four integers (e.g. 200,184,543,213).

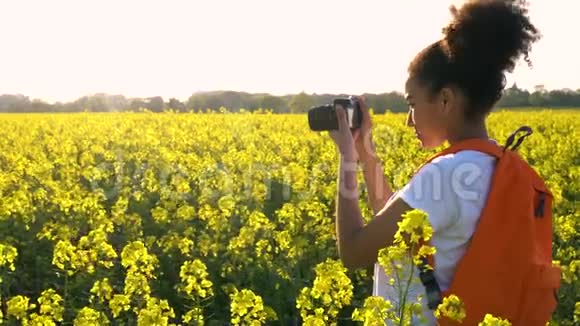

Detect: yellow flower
109,294,131,318
37,288,64,322
178,237,194,255
413,244,437,266
6,295,35,320
0,243,18,271
302,315,326,326
179,259,214,299
478,313,512,326
136,296,175,326
352,296,394,326
124,271,151,298
296,259,353,323
151,206,169,223
90,278,113,304
183,307,205,324
230,288,274,325
51,229,117,276
28,313,58,325
74,307,109,326
434,294,466,322
394,209,433,245
120,241,158,278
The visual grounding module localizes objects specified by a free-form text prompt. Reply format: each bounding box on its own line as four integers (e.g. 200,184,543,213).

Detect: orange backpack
416,126,561,325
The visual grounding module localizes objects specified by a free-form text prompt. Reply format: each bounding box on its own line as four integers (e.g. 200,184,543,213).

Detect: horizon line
2,83,577,105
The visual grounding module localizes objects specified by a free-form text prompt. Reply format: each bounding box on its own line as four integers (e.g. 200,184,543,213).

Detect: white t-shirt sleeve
397,160,458,233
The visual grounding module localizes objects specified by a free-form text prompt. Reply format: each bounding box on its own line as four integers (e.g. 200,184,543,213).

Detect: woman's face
404,77,451,149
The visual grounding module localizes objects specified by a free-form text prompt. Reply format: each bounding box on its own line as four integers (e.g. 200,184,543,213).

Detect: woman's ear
439,87,455,114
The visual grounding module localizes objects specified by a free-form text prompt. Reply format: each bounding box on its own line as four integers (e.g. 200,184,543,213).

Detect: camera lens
308,104,338,131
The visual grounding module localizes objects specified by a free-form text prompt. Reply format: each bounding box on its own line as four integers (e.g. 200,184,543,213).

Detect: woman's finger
336,105,349,131
359,97,370,119
352,129,361,143
355,95,366,107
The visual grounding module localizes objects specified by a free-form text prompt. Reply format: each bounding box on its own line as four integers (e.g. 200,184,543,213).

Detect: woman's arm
336,154,412,269
335,156,364,265
351,96,394,216
330,103,411,270
360,154,393,216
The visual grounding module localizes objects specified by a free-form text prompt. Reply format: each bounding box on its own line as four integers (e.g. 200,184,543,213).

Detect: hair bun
406,0,541,116
441,0,541,74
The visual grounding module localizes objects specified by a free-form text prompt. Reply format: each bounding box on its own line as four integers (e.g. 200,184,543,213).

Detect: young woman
330,0,540,323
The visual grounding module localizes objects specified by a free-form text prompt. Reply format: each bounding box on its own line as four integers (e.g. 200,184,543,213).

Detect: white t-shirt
372,144,498,325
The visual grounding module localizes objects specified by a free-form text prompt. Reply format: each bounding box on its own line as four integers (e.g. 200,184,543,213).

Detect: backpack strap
426,138,504,163
418,256,443,309
416,126,534,311
502,125,533,152
420,125,533,168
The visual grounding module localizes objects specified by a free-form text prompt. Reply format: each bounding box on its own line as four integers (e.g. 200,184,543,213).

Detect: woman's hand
352,96,377,163
329,105,359,162
329,96,377,163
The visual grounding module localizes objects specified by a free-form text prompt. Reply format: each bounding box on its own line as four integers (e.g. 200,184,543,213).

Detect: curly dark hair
408,0,541,119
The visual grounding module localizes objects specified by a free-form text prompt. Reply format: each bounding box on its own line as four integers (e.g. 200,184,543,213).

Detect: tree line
1,84,578,113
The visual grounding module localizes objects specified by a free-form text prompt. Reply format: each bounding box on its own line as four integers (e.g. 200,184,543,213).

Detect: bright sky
1,0,578,103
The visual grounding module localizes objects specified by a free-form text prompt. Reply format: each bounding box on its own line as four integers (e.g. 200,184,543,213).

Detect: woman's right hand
352,96,377,162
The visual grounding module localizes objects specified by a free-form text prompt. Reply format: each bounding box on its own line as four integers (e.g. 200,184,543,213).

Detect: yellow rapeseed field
0,110,577,325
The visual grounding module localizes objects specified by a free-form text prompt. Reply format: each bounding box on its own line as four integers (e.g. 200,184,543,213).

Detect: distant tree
68,93,128,112
220,91,243,111
186,95,208,111
260,95,286,112
167,98,186,111
129,99,148,111
289,92,314,113
29,99,52,112
529,91,548,107
497,83,530,107
383,92,407,112
548,89,578,107
147,96,164,112
0,94,30,112
73,95,106,112
106,95,129,111
243,94,263,111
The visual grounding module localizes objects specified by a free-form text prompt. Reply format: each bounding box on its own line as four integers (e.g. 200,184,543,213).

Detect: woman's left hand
329,105,360,162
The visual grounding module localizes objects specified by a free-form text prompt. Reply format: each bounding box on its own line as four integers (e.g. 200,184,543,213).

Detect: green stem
64,272,69,321
392,259,403,317
399,242,416,326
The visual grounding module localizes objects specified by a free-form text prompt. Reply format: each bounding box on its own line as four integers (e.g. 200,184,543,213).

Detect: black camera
307,96,362,131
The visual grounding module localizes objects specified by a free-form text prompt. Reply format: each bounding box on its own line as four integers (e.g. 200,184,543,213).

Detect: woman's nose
406,111,414,127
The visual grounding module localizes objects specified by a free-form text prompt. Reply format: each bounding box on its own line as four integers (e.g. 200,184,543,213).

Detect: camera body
308,96,362,131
